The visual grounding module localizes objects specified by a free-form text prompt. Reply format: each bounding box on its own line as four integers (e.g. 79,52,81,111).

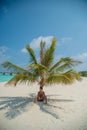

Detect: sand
0,78,87,130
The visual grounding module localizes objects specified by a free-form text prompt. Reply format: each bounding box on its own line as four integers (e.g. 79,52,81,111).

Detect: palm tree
2,38,82,89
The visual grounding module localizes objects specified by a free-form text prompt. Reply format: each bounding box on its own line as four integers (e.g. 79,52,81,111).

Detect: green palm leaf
26,44,37,64
44,38,57,68
7,74,25,85
29,63,48,77
46,69,81,85
40,40,46,65
50,57,82,72
7,73,37,85
63,69,82,81
46,74,72,84
29,63,48,71
2,61,27,73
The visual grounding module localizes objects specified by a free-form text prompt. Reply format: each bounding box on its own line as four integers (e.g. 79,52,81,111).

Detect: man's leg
44,96,47,104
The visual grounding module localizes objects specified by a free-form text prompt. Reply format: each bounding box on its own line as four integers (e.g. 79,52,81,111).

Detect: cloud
72,52,87,71
21,36,54,53
61,37,72,44
57,37,72,46
30,36,54,49
78,52,87,59
72,52,87,60
21,48,27,53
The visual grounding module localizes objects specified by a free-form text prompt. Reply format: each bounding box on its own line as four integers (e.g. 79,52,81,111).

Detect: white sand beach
0,77,87,130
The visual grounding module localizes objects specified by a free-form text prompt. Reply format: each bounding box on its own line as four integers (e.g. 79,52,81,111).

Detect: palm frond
50,57,82,72
29,63,48,71
46,74,73,84
63,69,82,81
26,44,37,64
44,38,57,68
7,73,37,85
29,63,48,77
2,61,27,73
46,69,81,85
40,40,46,65
20,75,37,83
7,74,25,85
55,62,72,73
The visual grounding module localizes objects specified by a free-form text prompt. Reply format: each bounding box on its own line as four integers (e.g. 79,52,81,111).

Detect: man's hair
40,86,43,89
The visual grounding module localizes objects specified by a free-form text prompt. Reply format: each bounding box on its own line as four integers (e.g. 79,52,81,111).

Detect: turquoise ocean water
0,74,14,82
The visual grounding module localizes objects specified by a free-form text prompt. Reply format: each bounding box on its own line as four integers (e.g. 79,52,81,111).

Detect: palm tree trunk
39,77,45,89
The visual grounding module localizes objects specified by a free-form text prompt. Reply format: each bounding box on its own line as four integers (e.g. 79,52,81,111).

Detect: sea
0,74,14,82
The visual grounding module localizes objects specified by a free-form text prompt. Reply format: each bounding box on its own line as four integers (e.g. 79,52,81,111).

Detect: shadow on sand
0,94,74,119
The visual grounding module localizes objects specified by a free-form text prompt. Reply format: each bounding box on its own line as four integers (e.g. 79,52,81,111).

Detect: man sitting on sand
34,86,47,104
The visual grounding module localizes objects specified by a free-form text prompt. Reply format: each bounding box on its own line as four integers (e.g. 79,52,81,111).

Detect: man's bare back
34,86,47,103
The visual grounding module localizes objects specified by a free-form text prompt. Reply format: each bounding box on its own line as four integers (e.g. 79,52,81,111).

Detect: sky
0,0,87,72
